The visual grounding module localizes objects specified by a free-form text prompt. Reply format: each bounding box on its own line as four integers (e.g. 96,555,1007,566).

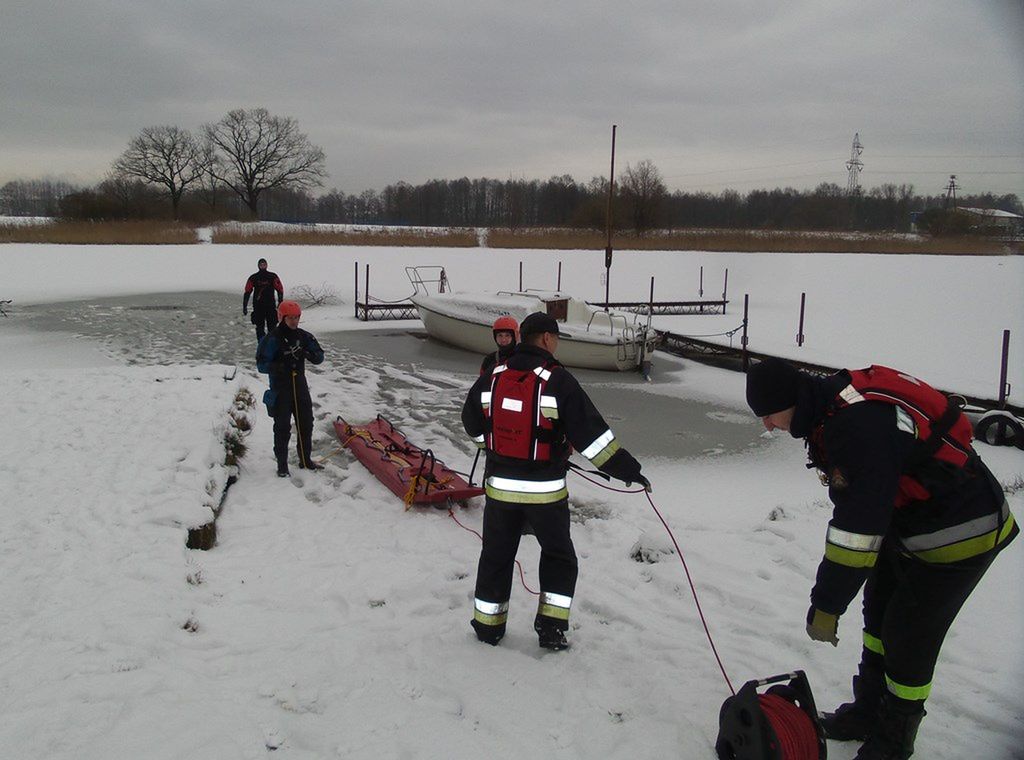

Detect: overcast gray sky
2,0,1022,197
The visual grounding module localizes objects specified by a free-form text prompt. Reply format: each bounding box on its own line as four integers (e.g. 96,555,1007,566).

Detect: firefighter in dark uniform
243,258,285,342
746,358,1017,760
256,300,325,477
479,315,518,376
462,311,650,650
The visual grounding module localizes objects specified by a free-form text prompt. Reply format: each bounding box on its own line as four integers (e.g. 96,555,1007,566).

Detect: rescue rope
447,508,538,595
570,469,735,695
403,474,421,509
641,487,736,695
758,693,820,759
571,470,823,757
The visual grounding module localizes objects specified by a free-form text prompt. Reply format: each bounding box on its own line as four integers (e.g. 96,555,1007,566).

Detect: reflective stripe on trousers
537,591,572,622
473,598,509,627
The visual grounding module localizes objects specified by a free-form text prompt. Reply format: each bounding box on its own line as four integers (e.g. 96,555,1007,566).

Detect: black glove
626,474,652,492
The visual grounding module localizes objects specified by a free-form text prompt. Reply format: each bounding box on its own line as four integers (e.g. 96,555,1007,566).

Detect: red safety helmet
492,315,519,341
278,300,302,321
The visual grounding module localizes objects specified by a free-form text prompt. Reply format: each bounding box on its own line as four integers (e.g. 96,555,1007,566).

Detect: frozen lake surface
17,290,766,460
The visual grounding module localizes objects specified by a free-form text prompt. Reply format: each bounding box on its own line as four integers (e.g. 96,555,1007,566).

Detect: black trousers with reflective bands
474,497,578,631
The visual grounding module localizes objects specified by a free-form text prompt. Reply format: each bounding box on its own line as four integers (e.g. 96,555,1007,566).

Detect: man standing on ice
243,257,285,342
745,358,1017,760
256,300,325,477
462,311,649,650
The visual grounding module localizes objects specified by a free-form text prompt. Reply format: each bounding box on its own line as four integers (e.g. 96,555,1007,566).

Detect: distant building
959,207,1023,238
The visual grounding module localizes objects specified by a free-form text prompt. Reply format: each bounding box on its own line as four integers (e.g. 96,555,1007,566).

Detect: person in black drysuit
745,358,1017,760
243,258,285,342
462,312,650,651
479,315,519,376
256,301,325,477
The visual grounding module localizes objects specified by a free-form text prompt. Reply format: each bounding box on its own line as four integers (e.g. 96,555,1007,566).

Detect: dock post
741,294,750,372
797,292,806,346
354,261,359,319
999,329,1011,408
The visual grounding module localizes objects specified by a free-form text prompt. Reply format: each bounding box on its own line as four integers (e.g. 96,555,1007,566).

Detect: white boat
406,266,656,372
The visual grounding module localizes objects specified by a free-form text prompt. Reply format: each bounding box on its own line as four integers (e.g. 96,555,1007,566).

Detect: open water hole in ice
17,291,766,459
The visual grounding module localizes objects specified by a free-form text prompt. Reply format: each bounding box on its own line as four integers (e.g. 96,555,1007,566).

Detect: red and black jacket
243,270,284,313
793,366,1016,616
462,344,642,504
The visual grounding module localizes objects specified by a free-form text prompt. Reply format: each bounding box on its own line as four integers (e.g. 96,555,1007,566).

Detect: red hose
758,694,820,759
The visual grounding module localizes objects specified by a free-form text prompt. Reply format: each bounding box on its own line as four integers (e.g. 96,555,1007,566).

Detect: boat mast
604,124,617,311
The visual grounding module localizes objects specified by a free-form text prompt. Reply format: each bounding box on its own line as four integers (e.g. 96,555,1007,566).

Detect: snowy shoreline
1,247,1021,759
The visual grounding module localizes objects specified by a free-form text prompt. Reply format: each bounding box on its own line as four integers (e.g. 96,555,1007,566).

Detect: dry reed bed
487,229,1016,255
211,227,478,247
0,221,198,245
1,221,1017,254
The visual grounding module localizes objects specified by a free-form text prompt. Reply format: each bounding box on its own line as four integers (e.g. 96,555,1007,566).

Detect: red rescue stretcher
333,414,484,508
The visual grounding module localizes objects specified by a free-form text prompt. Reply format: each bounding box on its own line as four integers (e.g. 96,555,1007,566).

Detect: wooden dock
590,299,728,315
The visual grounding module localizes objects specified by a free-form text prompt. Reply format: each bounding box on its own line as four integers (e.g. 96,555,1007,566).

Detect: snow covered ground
0,244,1022,759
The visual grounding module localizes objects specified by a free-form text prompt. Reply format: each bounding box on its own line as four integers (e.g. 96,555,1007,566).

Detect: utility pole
604,124,617,311
943,175,959,210
846,133,864,195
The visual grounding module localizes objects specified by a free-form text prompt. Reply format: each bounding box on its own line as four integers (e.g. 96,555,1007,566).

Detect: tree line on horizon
1,107,1021,236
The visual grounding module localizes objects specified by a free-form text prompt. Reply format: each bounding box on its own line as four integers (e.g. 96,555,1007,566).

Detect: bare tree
203,108,326,218
193,140,225,211
0,179,78,216
620,159,667,236
113,126,205,219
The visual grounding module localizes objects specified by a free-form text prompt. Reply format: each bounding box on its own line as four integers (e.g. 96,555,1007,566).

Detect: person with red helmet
242,257,285,342
256,300,325,477
479,315,519,376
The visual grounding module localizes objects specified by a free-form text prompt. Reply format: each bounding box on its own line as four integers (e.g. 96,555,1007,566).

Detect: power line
872,170,1024,175
872,154,1024,159
662,157,842,180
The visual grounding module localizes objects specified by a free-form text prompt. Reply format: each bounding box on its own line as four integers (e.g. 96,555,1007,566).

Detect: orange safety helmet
278,300,302,321
492,315,519,341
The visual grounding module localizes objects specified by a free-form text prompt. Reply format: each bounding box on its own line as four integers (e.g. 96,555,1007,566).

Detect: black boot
534,620,569,650
854,693,925,760
277,460,290,477
821,660,884,741
299,459,324,471
471,618,504,646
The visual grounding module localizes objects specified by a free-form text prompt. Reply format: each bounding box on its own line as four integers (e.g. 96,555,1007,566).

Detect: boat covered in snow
406,266,656,372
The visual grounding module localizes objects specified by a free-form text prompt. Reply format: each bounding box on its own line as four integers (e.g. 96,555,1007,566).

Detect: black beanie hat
745,358,802,416
520,312,566,339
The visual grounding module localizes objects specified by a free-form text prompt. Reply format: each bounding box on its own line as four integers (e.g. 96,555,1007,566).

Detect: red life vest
484,363,557,461
812,365,975,505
